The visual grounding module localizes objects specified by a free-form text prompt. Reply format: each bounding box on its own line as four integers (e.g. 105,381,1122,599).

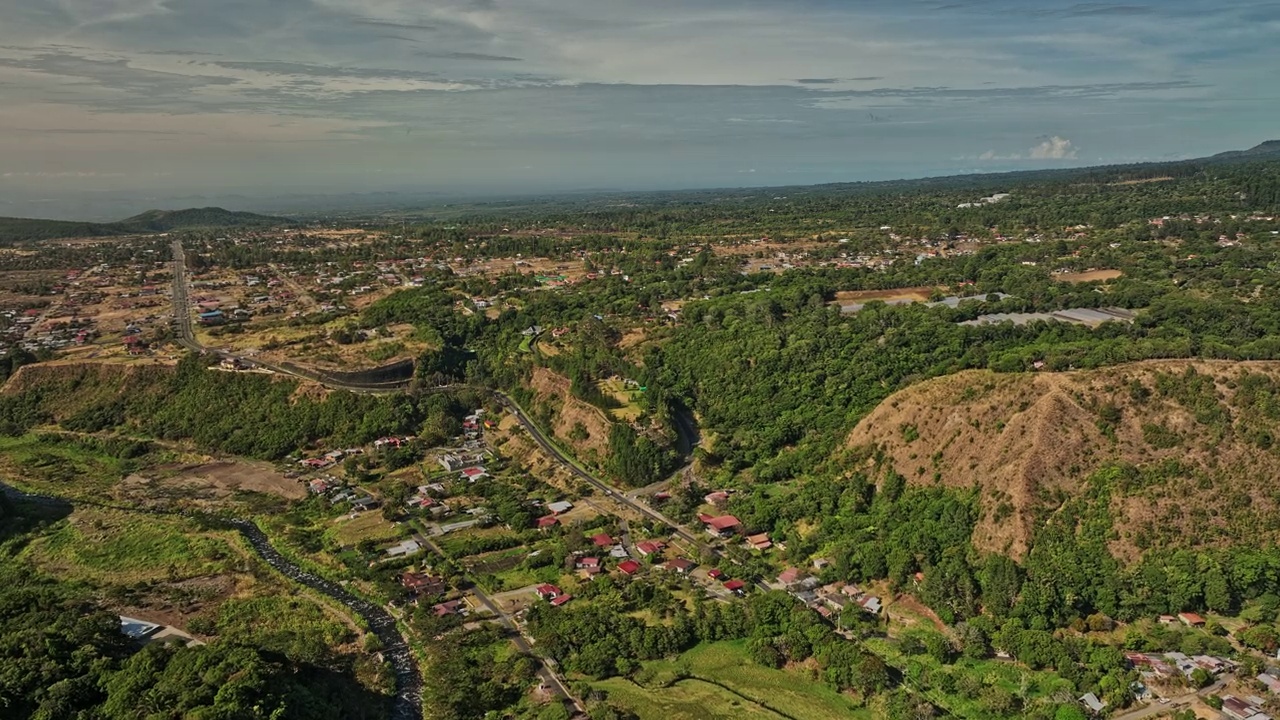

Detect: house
546,500,574,515
438,454,477,472
535,584,563,600
609,545,629,559
636,540,666,557
1258,673,1280,694
1079,693,1106,714
699,514,742,537
197,310,225,325
723,579,746,595
536,515,559,530
812,558,831,571
433,599,466,617
401,572,446,596
576,557,601,573
858,596,883,615
1222,695,1263,720
385,539,421,558
1158,614,1177,624
617,560,641,575
1178,612,1206,627
707,569,724,580
1193,655,1227,674
550,594,573,607
745,532,772,551
351,496,380,512
460,466,488,482
777,567,802,586
590,532,615,548
664,558,696,574
652,492,671,502
704,491,731,508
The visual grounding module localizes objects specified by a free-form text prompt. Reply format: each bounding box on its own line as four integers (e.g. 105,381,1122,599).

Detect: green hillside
0,206,292,245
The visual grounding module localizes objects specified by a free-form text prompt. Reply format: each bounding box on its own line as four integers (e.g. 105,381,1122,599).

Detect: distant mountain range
0,207,292,245
2,140,1277,237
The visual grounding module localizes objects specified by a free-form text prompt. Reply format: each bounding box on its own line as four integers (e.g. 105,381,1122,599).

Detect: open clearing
19,506,247,585
592,640,871,720
592,677,789,720
832,286,935,304
1052,268,1123,282
140,461,304,500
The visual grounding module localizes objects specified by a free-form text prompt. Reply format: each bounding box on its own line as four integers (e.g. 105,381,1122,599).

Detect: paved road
1,482,423,720
411,529,582,713
170,241,409,394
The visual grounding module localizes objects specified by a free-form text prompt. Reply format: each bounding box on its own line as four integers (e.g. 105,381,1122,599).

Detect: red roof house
724,579,747,594
550,594,573,607
663,558,696,574
590,532,615,547
636,540,666,556
617,560,641,575
433,599,465,617
535,584,563,600
536,515,559,529
702,515,742,536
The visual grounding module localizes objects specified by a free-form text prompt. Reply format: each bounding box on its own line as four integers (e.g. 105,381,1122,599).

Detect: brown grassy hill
2,361,173,415
844,360,1280,562
529,366,613,463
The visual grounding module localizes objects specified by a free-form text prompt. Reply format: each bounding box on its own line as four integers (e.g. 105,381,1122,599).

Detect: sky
1,0,1277,218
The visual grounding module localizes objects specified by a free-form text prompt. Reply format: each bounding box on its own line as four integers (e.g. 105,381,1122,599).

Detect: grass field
594,677,791,720
19,506,243,585
598,378,644,422
863,634,1074,718
0,433,135,496
592,640,872,720
329,510,402,547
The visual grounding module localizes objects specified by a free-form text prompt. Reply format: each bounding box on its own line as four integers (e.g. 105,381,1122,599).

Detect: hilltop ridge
844,360,1280,561
0,206,292,244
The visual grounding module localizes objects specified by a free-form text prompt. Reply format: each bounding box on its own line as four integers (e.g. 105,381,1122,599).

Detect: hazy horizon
2,0,1278,219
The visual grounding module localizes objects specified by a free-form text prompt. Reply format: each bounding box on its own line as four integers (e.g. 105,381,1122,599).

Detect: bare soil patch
121,461,304,505
530,366,613,461
832,287,935,304
1052,269,1123,283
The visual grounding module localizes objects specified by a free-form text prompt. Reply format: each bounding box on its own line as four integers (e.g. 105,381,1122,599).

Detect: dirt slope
844,360,1280,561
529,366,613,463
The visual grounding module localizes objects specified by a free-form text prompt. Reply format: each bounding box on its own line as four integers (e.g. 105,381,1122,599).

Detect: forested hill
0,206,292,244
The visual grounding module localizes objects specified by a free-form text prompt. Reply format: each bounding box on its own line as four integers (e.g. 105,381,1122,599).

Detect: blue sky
0,0,1277,215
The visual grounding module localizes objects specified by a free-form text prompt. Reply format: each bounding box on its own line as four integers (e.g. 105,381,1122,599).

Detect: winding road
173,241,751,581
0,483,423,720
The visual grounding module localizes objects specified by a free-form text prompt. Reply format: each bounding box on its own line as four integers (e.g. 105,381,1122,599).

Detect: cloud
1029,135,1078,159
416,51,522,62
978,135,1079,161
1063,4,1152,17
351,18,437,31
